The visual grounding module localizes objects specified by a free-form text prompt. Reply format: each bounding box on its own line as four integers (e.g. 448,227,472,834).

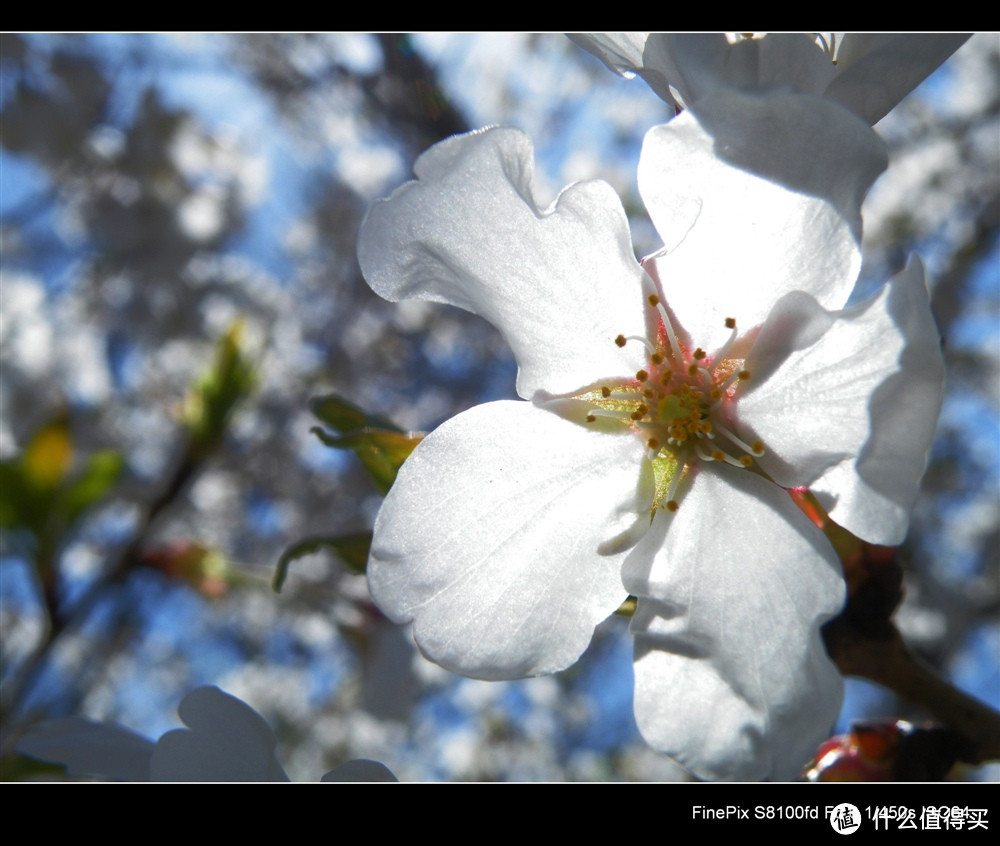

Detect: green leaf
0,461,31,530
310,394,400,434
22,418,73,490
0,416,74,537
309,393,422,495
0,420,124,575
310,427,421,495
62,450,124,528
185,321,256,456
273,532,373,592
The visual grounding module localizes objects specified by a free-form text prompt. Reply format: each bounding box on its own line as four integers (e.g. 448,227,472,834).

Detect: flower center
579,289,765,515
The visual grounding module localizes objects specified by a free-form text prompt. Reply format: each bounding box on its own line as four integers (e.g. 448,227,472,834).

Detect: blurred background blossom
1,33,997,781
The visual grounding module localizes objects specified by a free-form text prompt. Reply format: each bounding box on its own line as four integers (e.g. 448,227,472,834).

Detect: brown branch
0,440,204,751
363,34,471,153
825,608,1000,766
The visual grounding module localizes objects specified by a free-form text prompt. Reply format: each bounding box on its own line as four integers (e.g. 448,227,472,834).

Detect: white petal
149,686,289,782
17,717,154,781
368,401,648,681
739,257,944,544
358,126,648,399
623,464,844,781
580,34,969,126
746,33,840,92
826,34,971,124
635,34,732,109
639,89,886,351
644,34,838,108
567,33,648,76
569,33,680,109
321,759,398,782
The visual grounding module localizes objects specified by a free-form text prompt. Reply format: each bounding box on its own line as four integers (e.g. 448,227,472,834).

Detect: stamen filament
696,443,746,467
714,422,765,455
655,301,683,363
586,407,637,422
694,444,712,461
707,318,739,373
664,465,682,512
625,335,657,355
716,368,750,399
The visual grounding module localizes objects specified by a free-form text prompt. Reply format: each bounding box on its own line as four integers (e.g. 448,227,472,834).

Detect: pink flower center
579,285,765,514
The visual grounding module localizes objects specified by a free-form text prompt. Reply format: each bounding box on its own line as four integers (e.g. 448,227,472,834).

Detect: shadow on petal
687,89,886,245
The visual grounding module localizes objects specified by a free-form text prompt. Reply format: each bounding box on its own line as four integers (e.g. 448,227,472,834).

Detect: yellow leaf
23,420,73,489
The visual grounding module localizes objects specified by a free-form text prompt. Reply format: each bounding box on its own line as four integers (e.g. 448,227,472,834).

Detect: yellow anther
752,440,764,455
740,455,753,467
711,450,725,462
647,294,660,307
651,352,664,365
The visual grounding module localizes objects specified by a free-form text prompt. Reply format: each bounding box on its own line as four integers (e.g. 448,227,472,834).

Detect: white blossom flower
17,686,397,782
570,33,970,124
357,90,944,780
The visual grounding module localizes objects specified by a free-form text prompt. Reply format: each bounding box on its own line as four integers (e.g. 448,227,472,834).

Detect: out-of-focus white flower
18,686,397,782
570,33,969,124
356,90,944,779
